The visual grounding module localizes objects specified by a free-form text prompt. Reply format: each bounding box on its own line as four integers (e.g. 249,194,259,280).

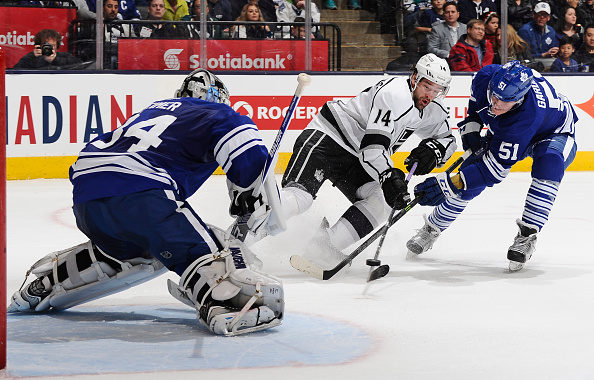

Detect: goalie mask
175,69,231,105
410,53,451,98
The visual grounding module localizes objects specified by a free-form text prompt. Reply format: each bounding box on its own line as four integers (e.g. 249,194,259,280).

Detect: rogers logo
164,49,183,70
232,101,254,118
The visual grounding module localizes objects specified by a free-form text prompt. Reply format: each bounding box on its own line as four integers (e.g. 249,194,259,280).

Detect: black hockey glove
379,168,411,210
229,190,266,218
404,138,446,175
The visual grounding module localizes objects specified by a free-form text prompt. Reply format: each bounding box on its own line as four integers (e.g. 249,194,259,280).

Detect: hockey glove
229,190,271,234
379,168,411,210
459,121,489,154
415,172,462,206
404,138,445,175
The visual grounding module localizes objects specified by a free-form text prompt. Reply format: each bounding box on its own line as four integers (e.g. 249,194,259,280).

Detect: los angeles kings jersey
459,65,578,191
307,76,457,180
70,97,268,204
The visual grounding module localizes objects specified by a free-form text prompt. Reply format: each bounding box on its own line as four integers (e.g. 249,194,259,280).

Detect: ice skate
406,214,441,257
8,277,51,313
302,218,349,269
508,219,538,272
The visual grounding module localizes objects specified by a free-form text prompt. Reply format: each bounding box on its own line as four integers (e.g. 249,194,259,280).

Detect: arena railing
68,19,342,72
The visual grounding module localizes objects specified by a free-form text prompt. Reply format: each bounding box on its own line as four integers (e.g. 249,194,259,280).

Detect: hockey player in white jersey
280,53,457,267
7,69,285,336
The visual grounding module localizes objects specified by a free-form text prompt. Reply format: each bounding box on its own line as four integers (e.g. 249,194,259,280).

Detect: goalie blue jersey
70,97,268,204
459,64,578,190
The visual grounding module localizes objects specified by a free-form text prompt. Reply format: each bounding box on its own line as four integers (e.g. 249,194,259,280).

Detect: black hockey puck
366,258,381,266
368,264,390,281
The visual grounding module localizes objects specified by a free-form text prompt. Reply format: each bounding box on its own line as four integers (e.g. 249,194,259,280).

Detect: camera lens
41,43,53,56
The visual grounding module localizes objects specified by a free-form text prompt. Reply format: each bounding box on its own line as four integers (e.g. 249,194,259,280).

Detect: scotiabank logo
231,95,338,130
164,49,183,70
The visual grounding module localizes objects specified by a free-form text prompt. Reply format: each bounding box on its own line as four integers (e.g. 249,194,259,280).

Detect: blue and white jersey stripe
70,97,268,204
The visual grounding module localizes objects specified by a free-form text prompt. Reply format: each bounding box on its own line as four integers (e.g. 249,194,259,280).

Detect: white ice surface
4,172,594,380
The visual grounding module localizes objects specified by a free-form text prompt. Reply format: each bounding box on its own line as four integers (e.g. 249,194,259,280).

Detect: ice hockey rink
4,170,594,380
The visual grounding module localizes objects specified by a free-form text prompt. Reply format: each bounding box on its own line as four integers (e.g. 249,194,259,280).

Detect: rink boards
5,72,594,179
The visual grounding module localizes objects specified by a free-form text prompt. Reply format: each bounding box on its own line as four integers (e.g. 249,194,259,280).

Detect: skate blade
509,261,525,272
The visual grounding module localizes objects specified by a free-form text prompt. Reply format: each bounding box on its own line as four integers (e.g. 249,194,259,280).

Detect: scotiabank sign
0,6,77,68
118,39,329,71
231,95,338,130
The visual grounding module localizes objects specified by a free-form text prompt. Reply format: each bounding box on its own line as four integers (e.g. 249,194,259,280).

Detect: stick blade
290,255,325,280
368,264,390,282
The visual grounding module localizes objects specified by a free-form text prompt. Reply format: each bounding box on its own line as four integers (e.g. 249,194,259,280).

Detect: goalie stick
230,73,311,241
290,150,471,280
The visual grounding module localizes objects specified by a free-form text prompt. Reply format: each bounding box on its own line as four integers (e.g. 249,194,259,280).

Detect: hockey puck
366,258,381,267
368,264,390,281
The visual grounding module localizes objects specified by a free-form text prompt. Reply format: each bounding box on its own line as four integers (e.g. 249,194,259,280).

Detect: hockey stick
290,150,471,280
230,73,311,241
365,162,418,282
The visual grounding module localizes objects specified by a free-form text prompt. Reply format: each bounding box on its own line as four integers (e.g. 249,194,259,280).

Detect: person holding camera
13,29,82,70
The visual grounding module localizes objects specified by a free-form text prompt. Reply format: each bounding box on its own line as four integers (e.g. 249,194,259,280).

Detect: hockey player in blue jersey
8,69,285,336
406,61,578,271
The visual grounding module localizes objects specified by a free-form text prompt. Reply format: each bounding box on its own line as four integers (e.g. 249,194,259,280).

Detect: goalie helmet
488,61,534,103
175,68,230,105
411,53,451,98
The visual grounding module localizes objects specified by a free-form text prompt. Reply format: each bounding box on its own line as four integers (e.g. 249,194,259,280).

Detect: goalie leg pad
10,241,167,312
167,230,284,336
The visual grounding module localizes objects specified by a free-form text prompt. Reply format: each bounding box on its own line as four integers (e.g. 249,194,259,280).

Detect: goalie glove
415,171,463,206
404,138,446,175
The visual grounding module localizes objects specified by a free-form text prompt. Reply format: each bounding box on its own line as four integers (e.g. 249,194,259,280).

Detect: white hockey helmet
175,68,231,105
411,53,451,98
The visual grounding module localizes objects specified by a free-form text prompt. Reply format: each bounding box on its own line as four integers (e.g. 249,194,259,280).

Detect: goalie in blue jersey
407,61,578,271
8,69,285,336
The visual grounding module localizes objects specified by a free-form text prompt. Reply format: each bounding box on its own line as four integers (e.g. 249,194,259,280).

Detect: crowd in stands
7,0,329,70
392,0,594,72
7,0,594,72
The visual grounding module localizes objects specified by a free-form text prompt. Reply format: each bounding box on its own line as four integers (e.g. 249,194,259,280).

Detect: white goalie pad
21,241,167,312
167,226,284,336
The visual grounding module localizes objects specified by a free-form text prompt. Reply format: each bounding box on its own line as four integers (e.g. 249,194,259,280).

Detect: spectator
163,0,190,20
508,0,533,31
517,2,559,59
137,0,190,37
493,24,532,63
428,1,467,59
576,0,594,27
457,0,496,24
103,0,135,68
555,6,584,49
71,0,98,19
449,18,494,71
483,11,499,45
232,3,273,38
186,0,221,38
13,29,82,69
232,0,276,22
276,0,321,38
573,24,594,71
72,0,141,20
416,0,446,34
119,0,142,19
208,0,233,24
550,36,580,71
284,15,323,38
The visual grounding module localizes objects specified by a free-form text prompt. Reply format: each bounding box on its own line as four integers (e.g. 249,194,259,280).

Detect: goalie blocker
8,227,284,337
